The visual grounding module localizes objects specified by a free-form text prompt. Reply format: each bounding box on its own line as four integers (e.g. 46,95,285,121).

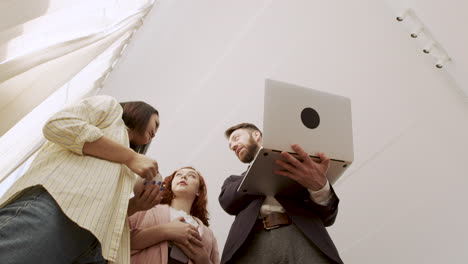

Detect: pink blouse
129,204,220,264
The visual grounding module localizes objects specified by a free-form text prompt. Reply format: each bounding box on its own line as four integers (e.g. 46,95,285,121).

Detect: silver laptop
237,79,354,195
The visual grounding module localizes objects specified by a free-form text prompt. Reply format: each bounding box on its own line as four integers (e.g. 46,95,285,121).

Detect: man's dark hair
224,123,262,139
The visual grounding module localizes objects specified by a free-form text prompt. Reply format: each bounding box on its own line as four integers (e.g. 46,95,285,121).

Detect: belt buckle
263,219,281,230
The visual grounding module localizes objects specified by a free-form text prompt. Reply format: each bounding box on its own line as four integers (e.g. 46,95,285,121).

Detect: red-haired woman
129,167,220,264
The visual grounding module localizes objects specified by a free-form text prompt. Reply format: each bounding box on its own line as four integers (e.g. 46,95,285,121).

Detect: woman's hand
174,241,211,264
128,180,164,216
125,152,159,181
165,217,203,247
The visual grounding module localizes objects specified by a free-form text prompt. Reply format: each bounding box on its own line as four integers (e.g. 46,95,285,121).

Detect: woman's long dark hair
120,101,159,154
160,167,210,226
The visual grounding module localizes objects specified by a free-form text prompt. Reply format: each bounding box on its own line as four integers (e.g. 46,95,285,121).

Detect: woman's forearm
83,136,158,180
83,136,136,164
131,224,171,250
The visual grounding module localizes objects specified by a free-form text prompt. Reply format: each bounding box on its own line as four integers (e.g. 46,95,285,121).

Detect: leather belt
253,212,292,232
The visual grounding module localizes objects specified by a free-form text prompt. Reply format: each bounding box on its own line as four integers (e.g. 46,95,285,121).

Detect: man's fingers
321,157,330,170
314,152,327,162
291,144,312,163
316,152,330,168
280,151,303,169
275,159,299,175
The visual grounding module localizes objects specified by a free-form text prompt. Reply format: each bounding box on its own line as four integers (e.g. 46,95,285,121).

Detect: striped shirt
0,95,136,263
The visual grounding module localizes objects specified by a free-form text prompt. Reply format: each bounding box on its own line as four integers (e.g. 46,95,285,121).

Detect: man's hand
274,144,330,191
128,180,164,216
125,153,159,181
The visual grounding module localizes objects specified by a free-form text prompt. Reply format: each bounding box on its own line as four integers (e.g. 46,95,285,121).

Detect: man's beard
240,137,260,163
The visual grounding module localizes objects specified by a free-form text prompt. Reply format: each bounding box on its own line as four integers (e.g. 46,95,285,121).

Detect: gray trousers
230,223,333,264
0,185,106,264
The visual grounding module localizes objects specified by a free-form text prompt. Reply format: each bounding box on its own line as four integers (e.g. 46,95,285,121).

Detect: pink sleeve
129,205,170,264
207,228,220,264
128,211,147,256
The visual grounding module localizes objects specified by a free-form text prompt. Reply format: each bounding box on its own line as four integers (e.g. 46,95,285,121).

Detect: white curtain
0,0,156,193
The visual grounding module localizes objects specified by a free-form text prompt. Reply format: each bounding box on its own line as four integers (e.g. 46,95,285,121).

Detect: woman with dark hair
130,167,220,264
0,95,163,264
120,101,159,154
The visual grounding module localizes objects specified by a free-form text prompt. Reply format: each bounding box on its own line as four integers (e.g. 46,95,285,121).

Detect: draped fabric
0,0,155,192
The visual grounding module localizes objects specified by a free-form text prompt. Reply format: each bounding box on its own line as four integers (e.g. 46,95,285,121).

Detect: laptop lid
262,79,354,162
237,79,354,195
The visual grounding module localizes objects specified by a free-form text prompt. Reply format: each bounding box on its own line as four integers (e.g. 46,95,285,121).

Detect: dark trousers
0,185,106,264
229,224,333,264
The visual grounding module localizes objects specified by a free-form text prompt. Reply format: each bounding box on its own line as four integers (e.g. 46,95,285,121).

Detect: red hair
160,167,210,226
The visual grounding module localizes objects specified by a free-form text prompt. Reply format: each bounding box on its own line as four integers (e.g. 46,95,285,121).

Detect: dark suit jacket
218,173,343,264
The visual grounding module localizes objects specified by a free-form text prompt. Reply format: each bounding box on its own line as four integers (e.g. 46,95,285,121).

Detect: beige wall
102,0,468,262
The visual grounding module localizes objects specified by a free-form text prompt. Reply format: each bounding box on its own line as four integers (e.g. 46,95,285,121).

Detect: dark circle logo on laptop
301,107,320,129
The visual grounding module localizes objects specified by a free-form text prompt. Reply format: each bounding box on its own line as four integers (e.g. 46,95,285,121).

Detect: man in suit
218,123,343,264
